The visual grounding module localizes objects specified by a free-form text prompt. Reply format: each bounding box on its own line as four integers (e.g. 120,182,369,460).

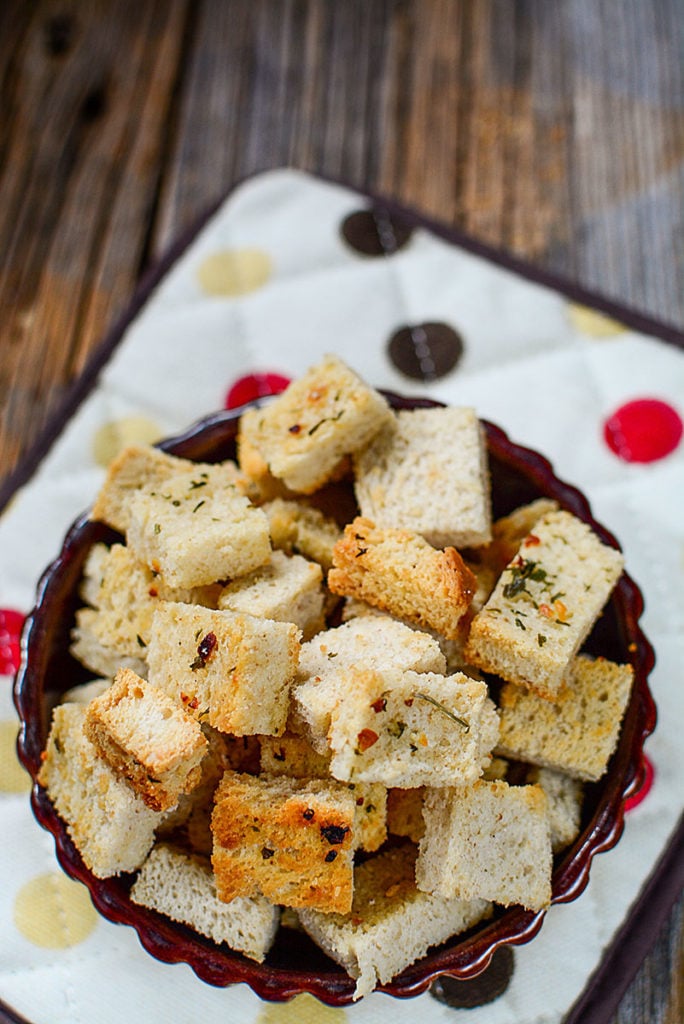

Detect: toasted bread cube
155,725,262,856
496,654,633,781
354,407,492,548
131,843,280,962
146,603,300,736
61,678,111,704
70,609,148,679
237,355,393,494
483,498,560,575
211,770,356,913
260,732,387,853
297,843,491,999
262,498,342,572
416,780,552,912
73,543,218,665
126,464,271,589
217,550,325,639
328,517,477,641
236,416,299,502
386,788,426,842
526,767,583,853
340,554,496,676
91,444,247,535
38,703,163,877
465,510,624,700
386,762,507,845
298,616,447,680
83,669,208,812
292,617,446,750
327,669,499,788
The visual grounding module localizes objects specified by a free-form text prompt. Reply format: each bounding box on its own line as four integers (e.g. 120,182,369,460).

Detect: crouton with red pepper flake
465,509,624,700
146,602,300,736
291,615,446,754
236,354,393,495
326,668,499,788
211,770,357,913
259,732,387,854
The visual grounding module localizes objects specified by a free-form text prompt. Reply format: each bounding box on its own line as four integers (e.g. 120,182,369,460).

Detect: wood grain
0,2,682,1022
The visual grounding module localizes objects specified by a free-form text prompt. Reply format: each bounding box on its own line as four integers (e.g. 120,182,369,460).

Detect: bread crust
328,517,476,641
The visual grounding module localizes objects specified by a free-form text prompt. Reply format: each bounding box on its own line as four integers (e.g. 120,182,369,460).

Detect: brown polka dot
341,208,413,256
388,322,464,381
429,946,515,1008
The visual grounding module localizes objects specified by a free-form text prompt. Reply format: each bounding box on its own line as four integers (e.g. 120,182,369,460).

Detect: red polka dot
603,399,683,463
0,608,24,675
224,373,291,410
624,754,654,812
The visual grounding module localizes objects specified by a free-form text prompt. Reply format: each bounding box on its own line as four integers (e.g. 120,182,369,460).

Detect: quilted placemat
0,169,682,1024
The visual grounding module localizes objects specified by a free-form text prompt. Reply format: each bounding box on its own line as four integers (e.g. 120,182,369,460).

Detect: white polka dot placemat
1,169,682,1024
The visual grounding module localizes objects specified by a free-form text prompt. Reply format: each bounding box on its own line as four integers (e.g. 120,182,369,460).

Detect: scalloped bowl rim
13,393,656,1005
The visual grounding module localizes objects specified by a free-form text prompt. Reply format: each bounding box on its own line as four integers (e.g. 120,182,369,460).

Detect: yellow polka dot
568,303,628,338
0,720,31,794
256,993,348,1024
197,249,272,297
93,416,163,468
14,872,98,948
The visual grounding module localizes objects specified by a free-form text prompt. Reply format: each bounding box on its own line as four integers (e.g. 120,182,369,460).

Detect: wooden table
1,2,682,1021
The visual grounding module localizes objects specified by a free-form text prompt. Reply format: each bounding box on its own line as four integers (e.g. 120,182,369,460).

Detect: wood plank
0,0,190,477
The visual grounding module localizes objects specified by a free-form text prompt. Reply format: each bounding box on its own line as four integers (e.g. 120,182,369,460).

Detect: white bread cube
130,843,279,962
146,602,300,736
237,354,393,494
217,549,325,639
262,498,342,572
37,703,163,877
526,766,583,853
496,653,634,781
328,517,477,640
297,843,491,999
126,464,271,589
416,780,552,912
83,669,208,812
326,669,499,788
70,609,148,679
74,542,217,659
91,444,247,535
386,788,426,842
292,617,446,750
465,510,624,699
483,498,560,575
354,407,492,548
211,770,357,914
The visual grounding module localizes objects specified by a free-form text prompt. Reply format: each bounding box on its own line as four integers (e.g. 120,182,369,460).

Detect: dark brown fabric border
1,170,682,1024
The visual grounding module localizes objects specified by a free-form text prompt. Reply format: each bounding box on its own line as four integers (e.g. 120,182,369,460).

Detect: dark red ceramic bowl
14,393,656,1005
